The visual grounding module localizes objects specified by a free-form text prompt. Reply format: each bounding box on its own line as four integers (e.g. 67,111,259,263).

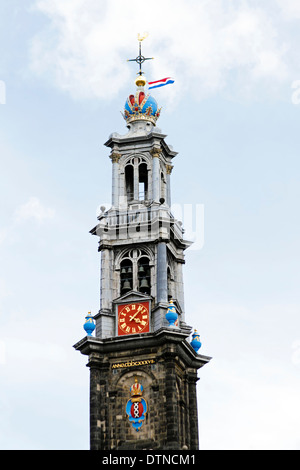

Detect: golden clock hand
132,317,141,324
129,310,140,322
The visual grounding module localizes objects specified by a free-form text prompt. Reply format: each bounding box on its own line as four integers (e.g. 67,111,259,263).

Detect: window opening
138,256,151,294
138,163,148,201
125,164,134,202
120,259,133,295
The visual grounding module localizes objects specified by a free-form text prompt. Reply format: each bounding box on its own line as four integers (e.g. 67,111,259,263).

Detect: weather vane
127,33,154,77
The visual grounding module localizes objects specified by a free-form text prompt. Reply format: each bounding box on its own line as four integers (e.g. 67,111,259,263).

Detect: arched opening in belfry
120,258,133,295
125,164,134,202
139,163,148,201
138,256,151,295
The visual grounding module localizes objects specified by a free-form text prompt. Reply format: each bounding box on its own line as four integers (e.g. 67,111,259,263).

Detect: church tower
74,38,211,451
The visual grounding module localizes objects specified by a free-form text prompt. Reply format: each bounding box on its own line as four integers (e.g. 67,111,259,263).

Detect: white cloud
13,197,55,223
276,0,300,19
29,0,295,103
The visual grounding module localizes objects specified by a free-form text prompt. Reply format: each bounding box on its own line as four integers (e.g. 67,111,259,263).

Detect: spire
127,32,153,87
123,33,161,126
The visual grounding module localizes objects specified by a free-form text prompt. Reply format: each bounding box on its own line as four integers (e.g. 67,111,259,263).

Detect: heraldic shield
126,377,147,431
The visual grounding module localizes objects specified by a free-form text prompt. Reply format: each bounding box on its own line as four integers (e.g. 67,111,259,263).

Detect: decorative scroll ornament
126,378,147,432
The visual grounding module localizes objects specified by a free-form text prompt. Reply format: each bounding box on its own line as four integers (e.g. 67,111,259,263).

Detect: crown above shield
130,377,144,397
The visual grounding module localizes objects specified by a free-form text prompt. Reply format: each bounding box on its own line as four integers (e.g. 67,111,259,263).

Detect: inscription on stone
111,358,155,369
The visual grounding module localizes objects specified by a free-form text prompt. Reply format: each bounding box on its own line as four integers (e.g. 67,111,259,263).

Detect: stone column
187,371,200,450
98,248,115,338
157,242,168,303
176,261,185,321
166,164,173,207
134,157,139,200
89,364,103,450
100,248,112,311
164,354,180,449
151,148,161,202
110,150,121,207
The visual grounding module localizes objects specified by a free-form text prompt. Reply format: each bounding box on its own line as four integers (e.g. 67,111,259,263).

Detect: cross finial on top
127,32,154,79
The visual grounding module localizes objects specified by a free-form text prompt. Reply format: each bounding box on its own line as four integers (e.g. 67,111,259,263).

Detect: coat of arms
126,377,147,431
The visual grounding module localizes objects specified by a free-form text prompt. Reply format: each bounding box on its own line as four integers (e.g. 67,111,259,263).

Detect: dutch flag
148,77,175,90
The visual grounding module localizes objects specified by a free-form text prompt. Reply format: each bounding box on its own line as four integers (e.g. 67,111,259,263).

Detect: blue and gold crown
122,77,161,125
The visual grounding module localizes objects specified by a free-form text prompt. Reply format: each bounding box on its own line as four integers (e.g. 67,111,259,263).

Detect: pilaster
151,147,161,203
110,150,121,208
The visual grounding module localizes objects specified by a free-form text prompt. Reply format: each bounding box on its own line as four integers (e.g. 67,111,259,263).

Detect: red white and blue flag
148,77,175,89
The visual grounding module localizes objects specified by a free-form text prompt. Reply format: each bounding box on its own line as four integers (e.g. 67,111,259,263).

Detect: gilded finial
135,75,147,87
127,33,154,87
137,32,149,42
190,330,202,353
83,311,95,336
166,299,178,327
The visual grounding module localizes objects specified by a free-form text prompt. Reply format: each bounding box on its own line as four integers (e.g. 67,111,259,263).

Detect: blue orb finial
190,329,202,353
84,311,95,336
166,299,178,327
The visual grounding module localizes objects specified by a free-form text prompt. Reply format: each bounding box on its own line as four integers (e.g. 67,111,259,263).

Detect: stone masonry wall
88,339,200,450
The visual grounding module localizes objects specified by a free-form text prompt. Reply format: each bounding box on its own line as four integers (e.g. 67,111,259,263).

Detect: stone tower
74,47,211,450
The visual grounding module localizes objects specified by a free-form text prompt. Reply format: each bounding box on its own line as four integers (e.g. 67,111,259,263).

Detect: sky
0,0,300,450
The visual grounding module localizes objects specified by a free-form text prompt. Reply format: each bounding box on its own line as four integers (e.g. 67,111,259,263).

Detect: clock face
117,301,150,336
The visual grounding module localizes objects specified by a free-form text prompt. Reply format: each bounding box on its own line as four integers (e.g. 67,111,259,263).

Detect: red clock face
118,302,150,336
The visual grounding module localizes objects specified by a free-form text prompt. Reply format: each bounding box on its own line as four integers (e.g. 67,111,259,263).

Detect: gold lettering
111,358,155,369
